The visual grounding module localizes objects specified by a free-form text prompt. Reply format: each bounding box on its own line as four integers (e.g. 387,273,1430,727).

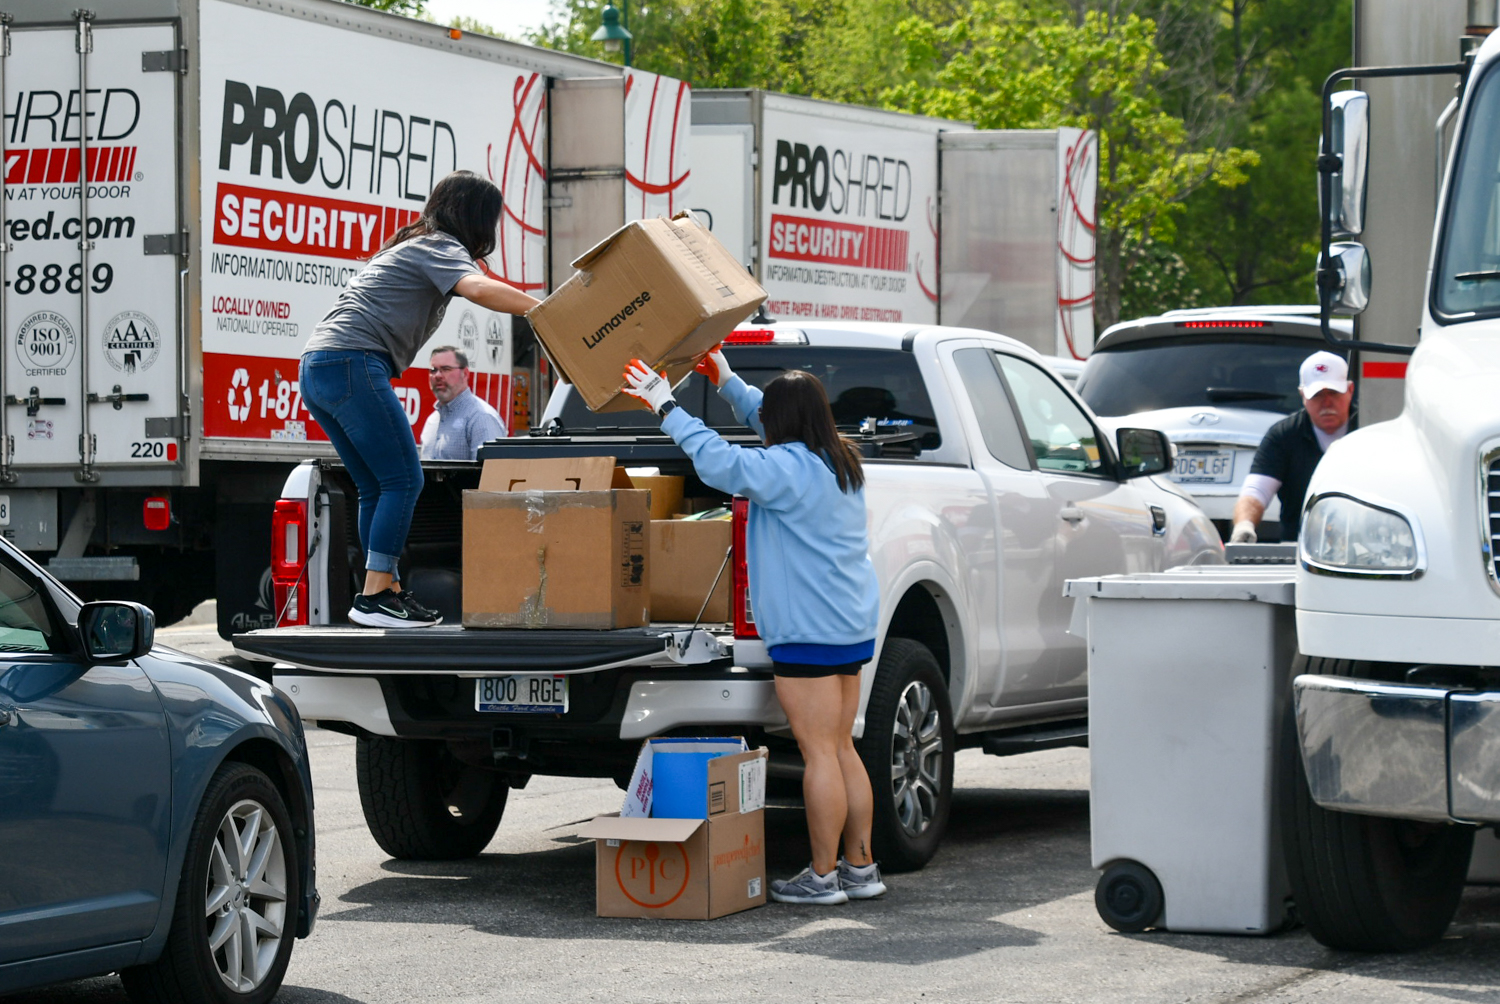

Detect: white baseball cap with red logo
1299,351,1350,399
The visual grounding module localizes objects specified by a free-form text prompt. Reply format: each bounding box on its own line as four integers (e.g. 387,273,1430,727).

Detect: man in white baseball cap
1230,350,1353,543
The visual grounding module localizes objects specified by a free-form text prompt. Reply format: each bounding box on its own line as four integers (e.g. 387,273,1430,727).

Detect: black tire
1279,654,1474,951
121,763,299,1004
1095,860,1164,933
356,737,507,859
857,638,955,872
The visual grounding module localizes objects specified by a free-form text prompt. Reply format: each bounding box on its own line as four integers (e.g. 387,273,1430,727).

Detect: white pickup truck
236,322,1223,870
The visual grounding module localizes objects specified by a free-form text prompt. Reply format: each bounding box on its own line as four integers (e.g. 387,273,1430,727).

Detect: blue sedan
0,538,318,1002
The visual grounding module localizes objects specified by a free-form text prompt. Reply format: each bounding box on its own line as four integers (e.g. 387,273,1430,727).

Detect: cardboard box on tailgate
579,738,768,919
462,457,650,628
526,215,767,413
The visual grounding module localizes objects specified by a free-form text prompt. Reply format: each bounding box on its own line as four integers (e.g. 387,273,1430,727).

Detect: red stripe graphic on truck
768,213,908,272
212,182,420,261
5,146,138,184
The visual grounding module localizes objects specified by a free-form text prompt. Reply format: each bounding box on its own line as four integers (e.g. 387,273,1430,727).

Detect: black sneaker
398,590,443,625
349,588,440,628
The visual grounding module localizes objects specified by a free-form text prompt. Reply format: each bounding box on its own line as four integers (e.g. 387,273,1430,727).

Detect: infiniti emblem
1188,412,1221,426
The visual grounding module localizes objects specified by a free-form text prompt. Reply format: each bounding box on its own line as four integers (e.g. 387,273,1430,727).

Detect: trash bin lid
1063,565,1295,604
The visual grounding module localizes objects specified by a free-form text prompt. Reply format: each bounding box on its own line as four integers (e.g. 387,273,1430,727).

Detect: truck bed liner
234,625,724,674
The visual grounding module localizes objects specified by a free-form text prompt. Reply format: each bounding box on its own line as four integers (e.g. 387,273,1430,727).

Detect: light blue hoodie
659,375,880,650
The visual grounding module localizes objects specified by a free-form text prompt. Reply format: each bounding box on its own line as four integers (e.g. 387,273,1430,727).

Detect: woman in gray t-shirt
300,171,539,628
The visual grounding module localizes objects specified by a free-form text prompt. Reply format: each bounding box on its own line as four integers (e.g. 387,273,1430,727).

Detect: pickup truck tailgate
232,625,727,674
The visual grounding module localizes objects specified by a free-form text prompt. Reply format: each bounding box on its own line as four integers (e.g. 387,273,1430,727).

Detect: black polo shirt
1250,408,1333,539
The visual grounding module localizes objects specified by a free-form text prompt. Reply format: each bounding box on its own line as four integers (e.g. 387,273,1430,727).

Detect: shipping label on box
527,216,767,413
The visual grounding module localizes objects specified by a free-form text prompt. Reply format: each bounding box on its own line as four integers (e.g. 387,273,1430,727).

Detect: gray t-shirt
302,232,480,372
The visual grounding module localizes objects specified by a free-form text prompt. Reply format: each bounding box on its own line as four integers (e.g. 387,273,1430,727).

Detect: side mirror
1117,428,1173,478
78,601,155,661
1323,90,1369,237
1321,241,1372,315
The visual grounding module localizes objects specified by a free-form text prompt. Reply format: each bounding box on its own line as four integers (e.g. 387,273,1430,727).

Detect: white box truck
0,0,685,635
689,91,1096,356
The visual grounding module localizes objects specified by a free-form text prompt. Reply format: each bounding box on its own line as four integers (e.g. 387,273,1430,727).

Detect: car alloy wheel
205,798,289,992
890,678,944,837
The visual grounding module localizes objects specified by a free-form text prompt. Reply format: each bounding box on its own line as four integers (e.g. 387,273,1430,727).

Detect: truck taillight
731,497,757,639
272,499,308,626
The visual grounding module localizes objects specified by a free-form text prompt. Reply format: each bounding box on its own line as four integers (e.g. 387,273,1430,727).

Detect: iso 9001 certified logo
103,311,160,374
15,310,76,376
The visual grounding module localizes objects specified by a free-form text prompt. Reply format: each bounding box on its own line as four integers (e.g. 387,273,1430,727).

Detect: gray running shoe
770,864,848,905
838,858,887,899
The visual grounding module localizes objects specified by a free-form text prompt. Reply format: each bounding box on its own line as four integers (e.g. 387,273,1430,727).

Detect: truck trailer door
2,18,181,478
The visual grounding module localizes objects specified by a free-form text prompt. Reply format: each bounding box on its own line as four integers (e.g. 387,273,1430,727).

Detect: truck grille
1486,453,1500,587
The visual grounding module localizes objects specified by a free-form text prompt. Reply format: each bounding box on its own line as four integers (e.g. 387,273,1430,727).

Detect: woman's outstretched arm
454,274,541,314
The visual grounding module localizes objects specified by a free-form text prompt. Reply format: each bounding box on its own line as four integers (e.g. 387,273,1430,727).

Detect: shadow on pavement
325,786,1092,966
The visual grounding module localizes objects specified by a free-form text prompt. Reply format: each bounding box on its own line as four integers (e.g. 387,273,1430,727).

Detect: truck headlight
1301,493,1422,576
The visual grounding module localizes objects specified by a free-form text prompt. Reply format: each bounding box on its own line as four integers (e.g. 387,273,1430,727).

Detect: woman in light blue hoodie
624,348,884,906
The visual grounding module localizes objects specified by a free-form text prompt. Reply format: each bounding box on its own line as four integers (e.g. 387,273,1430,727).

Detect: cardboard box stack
580,738,768,919
526,215,767,413
462,457,650,629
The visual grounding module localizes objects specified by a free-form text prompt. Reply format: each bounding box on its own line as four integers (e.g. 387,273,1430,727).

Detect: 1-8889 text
7,263,115,295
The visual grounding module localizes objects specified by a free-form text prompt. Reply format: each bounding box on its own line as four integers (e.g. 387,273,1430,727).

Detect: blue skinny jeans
299,349,422,576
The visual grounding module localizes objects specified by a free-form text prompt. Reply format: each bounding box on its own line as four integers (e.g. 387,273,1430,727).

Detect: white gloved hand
1230,520,1258,544
694,343,734,387
622,359,675,415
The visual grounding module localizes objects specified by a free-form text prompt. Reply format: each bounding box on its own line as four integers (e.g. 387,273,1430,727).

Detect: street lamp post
591,2,633,67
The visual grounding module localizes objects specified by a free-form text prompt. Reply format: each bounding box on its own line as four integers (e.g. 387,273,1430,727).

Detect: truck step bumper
1294,674,1500,823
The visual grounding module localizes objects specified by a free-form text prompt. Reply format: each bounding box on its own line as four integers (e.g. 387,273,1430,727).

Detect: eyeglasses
428,365,463,375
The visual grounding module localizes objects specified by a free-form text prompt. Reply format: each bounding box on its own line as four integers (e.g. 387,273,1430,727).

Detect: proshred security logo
15,310,76,376
103,311,160,374
582,291,650,349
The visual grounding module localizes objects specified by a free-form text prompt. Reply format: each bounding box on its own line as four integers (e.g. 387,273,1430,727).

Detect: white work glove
622,359,675,415
1230,520,1258,544
694,343,734,387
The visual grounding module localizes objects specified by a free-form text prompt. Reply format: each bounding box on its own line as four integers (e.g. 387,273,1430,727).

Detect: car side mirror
1323,89,1369,237
1117,428,1173,478
78,601,155,661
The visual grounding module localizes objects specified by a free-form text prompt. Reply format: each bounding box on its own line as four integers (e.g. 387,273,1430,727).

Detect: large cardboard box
580,741,768,920
463,457,650,629
527,216,767,413
631,475,684,520
650,519,732,623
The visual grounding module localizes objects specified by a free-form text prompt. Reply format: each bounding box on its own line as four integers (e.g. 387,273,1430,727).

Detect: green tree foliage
348,0,426,15
884,1,1258,326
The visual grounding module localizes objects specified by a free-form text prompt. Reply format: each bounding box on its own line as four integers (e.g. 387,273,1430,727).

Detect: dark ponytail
382,170,502,260
761,370,865,492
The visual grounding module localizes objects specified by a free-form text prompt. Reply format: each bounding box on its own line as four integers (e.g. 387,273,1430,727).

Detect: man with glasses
419,345,506,460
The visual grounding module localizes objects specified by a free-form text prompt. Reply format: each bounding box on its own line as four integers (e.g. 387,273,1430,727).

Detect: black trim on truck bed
233,625,681,673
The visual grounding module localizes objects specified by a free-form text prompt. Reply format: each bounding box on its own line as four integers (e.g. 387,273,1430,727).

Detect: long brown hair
382,170,502,259
761,370,865,492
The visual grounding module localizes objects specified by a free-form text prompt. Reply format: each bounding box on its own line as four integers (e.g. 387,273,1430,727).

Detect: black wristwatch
657,400,677,419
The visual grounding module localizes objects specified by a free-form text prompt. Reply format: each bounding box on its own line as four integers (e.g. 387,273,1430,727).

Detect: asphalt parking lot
14,619,1500,1003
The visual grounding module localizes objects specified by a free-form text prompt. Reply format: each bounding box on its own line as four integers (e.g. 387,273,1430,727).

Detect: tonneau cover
234,625,689,674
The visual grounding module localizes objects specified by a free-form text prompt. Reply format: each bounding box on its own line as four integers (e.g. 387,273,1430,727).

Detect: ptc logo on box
613,840,691,908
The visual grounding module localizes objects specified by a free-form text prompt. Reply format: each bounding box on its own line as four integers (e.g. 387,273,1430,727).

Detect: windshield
1434,62,1500,320
1076,336,1336,417
558,347,941,450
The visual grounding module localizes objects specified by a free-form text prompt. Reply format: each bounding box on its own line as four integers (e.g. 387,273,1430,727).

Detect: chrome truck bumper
1294,674,1500,823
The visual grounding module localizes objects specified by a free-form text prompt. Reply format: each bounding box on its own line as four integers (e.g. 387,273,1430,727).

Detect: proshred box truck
939,130,1098,359
0,0,683,634
689,90,967,326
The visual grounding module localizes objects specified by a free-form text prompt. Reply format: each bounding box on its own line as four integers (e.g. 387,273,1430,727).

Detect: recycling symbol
228,368,252,422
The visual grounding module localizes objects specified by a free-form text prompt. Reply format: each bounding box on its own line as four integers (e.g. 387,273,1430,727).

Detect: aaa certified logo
614,840,691,908
103,311,160,374
15,311,76,375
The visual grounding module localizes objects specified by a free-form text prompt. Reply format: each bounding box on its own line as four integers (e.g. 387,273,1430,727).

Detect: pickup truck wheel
858,638,954,873
356,737,507,860
1280,654,1474,951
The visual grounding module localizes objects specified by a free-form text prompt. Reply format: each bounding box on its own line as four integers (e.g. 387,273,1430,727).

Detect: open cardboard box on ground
579,739,768,920
526,216,767,413
462,457,650,629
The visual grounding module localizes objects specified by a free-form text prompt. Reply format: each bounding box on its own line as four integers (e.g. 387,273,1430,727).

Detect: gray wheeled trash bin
1064,566,1297,934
